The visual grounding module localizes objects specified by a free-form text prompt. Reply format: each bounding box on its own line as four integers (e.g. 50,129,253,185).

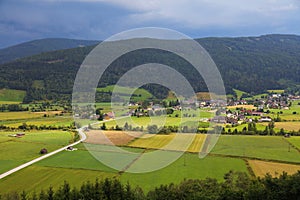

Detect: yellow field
188,134,207,152
0,101,20,104
227,105,256,110
0,112,45,120
248,160,300,177
275,122,300,131
128,133,206,152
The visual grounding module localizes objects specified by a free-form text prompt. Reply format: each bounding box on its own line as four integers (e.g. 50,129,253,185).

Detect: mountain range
0,34,300,102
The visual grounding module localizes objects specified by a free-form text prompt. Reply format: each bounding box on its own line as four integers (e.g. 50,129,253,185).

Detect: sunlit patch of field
248,159,300,177
0,112,44,120
4,116,73,128
267,89,284,94
227,105,256,110
274,122,300,131
127,133,206,153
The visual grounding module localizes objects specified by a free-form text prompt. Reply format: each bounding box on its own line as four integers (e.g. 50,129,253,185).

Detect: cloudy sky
0,0,300,48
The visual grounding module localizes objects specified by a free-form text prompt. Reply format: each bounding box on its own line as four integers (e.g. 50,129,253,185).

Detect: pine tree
20,191,27,200
47,186,54,200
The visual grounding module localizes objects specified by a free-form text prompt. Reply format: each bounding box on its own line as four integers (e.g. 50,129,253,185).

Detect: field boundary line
208,153,300,165
118,149,147,175
243,159,256,178
282,137,300,153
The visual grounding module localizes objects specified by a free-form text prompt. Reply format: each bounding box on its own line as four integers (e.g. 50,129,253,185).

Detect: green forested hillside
0,34,300,102
0,38,99,64
199,34,300,93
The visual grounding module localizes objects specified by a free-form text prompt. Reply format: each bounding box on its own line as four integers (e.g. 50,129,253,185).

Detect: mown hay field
248,160,300,177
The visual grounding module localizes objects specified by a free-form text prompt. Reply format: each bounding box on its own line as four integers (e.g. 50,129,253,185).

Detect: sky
0,0,300,48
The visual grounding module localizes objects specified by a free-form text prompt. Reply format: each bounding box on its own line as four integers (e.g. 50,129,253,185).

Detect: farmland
0,166,116,194
0,143,248,193
99,110,213,130
248,160,300,177
0,89,26,103
2,115,73,128
84,130,142,145
287,137,300,149
128,133,206,153
97,85,153,102
211,135,300,163
275,122,300,131
1,88,300,196
0,112,45,121
0,130,73,174
0,126,299,194
121,154,248,192
0,111,74,128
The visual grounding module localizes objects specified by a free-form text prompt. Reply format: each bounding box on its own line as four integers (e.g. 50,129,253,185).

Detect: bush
40,148,48,154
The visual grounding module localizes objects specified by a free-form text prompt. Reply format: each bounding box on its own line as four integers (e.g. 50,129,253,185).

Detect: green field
286,137,300,149
0,112,45,121
0,131,73,173
224,123,269,132
0,111,74,128
233,89,247,99
0,89,26,103
97,85,153,102
36,146,118,173
0,166,116,194
2,133,299,194
266,100,300,121
121,153,248,192
101,110,212,130
211,135,300,163
2,116,73,128
0,145,248,193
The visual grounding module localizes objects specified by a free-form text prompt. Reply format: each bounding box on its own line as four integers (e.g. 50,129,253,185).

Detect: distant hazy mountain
1,34,300,102
0,38,100,64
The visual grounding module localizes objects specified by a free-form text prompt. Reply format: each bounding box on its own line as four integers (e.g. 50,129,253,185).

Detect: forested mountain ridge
199,34,300,93
0,34,300,102
0,38,99,64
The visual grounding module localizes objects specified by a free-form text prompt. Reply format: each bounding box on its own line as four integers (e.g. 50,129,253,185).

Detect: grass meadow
211,135,300,163
0,131,73,174
97,85,153,102
0,89,26,103
0,166,116,194
0,146,248,193
122,154,248,192
100,110,213,130
286,136,300,149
